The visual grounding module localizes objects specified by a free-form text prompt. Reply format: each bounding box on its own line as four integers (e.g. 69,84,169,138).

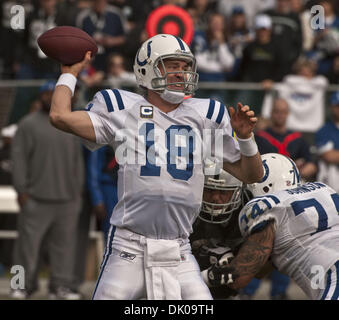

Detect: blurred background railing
1,81,339,128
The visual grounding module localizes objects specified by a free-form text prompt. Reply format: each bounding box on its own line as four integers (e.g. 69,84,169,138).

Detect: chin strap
160,89,185,104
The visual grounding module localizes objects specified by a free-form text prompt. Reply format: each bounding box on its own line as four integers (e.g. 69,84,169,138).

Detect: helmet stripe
174,35,185,50
287,156,300,183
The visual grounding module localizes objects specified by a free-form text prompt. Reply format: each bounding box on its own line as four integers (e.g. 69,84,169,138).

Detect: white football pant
92,226,213,300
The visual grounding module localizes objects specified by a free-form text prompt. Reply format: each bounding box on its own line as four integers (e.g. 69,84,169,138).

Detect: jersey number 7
291,193,339,235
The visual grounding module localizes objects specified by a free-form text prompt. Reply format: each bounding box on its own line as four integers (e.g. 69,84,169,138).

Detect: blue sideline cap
330,92,339,106
232,6,245,15
40,80,56,93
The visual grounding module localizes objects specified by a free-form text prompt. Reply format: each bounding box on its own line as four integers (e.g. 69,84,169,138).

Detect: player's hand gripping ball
37,26,98,65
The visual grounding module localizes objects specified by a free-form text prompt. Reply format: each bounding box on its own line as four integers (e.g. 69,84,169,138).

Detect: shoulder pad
239,194,281,237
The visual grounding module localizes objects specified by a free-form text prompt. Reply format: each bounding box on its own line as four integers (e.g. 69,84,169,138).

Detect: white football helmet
200,166,243,225
247,153,301,197
133,34,198,97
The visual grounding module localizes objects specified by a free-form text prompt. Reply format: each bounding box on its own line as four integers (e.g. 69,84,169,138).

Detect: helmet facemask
151,54,199,96
199,179,243,225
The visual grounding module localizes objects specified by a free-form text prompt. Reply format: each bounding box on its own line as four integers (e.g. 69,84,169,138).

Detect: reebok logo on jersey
140,106,153,118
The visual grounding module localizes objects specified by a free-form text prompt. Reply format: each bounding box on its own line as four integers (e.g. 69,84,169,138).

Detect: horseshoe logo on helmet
260,160,270,183
137,41,152,66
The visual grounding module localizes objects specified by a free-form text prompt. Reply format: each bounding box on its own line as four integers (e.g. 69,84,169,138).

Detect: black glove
196,245,234,270
204,262,237,287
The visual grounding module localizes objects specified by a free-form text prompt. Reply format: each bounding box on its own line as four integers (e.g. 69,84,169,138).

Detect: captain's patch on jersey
140,106,153,118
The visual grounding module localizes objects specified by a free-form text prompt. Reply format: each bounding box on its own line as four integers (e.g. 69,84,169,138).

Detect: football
37,26,98,65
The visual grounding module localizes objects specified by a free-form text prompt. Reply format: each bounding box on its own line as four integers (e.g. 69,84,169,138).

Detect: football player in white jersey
204,153,339,300
50,34,264,300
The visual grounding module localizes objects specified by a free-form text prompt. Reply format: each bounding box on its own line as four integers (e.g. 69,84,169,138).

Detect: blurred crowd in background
0,0,339,299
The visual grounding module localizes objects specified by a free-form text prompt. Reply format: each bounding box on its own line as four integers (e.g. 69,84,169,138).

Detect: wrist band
56,73,77,96
237,133,258,157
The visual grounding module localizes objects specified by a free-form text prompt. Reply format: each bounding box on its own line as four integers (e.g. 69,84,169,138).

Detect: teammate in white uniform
50,34,263,300
204,153,339,300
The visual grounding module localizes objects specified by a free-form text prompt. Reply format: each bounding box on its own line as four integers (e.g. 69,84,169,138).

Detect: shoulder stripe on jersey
174,35,185,50
112,89,125,110
206,99,216,119
100,90,114,112
216,103,225,124
86,103,93,111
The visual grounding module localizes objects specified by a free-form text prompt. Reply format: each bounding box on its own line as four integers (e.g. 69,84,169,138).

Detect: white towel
144,238,182,300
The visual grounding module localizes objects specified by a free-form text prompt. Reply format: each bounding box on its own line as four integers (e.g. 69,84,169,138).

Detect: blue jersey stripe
112,89,125,110
206,100,215,119
251,195,281,204
85,103,93,111
100,90,114,112
216,103,225,124
321,267,332,300
92,225,116,299
331,261,339,299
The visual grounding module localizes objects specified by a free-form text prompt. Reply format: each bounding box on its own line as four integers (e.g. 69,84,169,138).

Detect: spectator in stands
79,62,105,88
256,98,317,181
312,0,339,78
315,92,339,194
217,0,275,29
186,0,218,32
0,0,34,79
110,0,152,31
10,81,84,300
106,53,136,88
227,6,254,81
193,13,235,81
328,55,339,84
16,0,60,79
262,0,303,77
290,0,314,52
237,15,284,83
227,6,254,60
76,0,126,72
0,124,18,277
192,13,234,102
110,0,153,70
234,14,284,109
261,57,328,146
86,146,119,243
0,124,17,185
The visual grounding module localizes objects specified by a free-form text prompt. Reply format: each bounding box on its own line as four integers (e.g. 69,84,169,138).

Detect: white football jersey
238,182,339,299
83,89,240,239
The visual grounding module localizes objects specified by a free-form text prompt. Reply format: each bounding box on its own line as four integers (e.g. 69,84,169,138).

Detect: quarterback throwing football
50,34,263,300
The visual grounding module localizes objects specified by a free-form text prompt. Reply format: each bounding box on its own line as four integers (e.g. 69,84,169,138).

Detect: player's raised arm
223,103,264,184
50,51,96,142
